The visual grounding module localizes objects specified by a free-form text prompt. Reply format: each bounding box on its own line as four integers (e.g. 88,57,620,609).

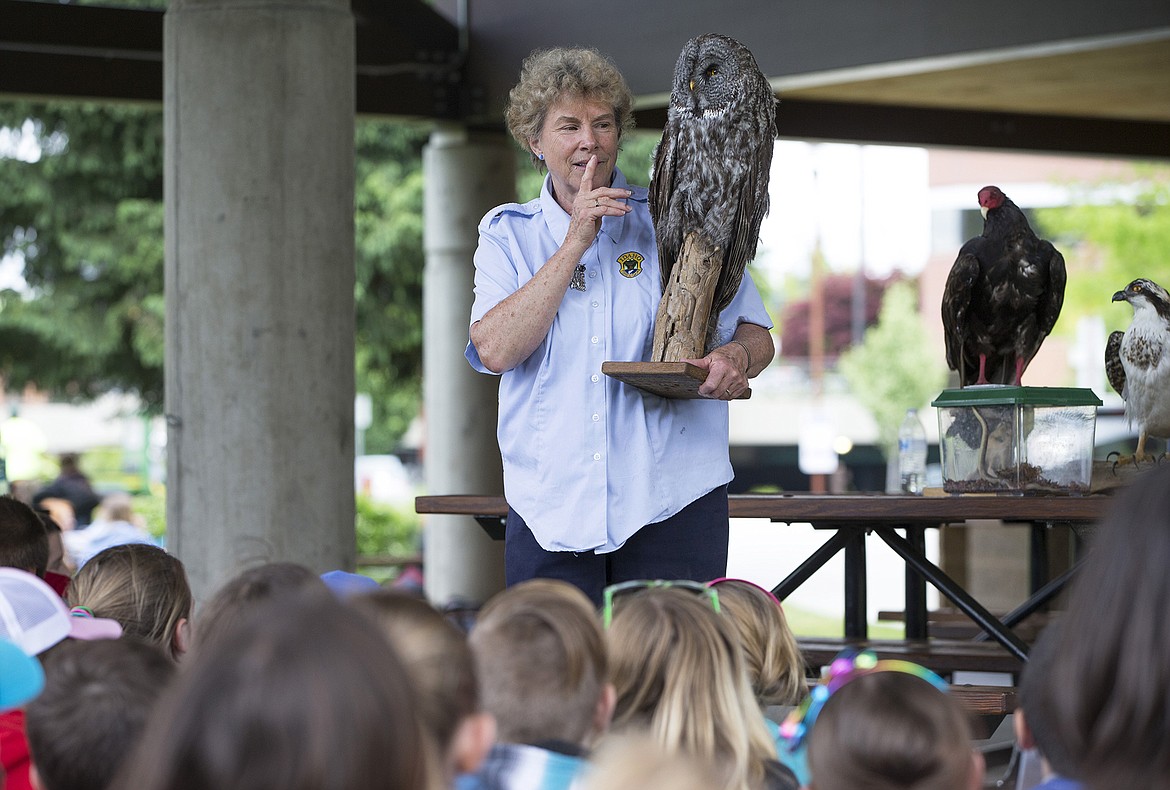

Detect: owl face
671,34,750,119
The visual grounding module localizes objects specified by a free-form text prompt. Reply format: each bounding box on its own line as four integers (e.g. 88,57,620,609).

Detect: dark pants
504,485,730,607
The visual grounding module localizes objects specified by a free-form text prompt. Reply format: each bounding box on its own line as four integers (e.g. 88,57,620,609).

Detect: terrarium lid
931,385,1103,408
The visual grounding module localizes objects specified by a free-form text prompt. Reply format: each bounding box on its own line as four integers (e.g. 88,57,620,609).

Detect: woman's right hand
566,155,632,248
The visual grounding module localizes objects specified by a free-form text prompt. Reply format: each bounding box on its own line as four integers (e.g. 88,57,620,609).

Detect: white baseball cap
0,568,122,655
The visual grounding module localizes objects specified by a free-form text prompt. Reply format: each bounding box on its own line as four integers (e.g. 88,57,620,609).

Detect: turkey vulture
1106,278,1170,460
942,186,1066,387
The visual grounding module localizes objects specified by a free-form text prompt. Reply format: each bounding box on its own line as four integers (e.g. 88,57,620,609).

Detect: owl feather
650,33,777,351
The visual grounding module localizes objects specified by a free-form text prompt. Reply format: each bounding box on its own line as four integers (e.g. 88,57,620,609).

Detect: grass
783,602,905,639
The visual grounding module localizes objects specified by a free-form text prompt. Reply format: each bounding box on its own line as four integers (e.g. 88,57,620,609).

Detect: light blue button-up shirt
466,169,772,553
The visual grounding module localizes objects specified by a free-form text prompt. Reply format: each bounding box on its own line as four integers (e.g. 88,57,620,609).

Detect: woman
465,46,774,604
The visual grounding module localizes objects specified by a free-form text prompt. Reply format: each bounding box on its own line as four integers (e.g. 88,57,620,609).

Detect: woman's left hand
686,344,749,400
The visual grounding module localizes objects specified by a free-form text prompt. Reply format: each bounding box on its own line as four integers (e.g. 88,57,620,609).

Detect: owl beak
688,78,695,92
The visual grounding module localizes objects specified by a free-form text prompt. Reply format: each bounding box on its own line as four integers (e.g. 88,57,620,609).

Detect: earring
537,153,545,161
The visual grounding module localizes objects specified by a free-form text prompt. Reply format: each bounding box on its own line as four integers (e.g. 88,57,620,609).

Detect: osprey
1106,278,1170,460
942,186,1066,387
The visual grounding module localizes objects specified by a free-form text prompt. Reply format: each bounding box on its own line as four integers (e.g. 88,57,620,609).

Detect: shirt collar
540,168,630,244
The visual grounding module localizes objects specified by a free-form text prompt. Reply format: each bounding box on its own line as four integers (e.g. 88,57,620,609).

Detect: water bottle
898,408,927,495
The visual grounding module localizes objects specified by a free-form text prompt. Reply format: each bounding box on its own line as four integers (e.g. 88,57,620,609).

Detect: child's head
469,578,612,747
26,638,176,790
1014,623,1077,781
0,495,49,576
786,652,982,790
707,577,804,707
194,562,325,653
112,588,439,790
584,732,727,790
606,584,776,790
37,511,71,577
352,589,495,779
66,544,193,661
1044,464,1170,789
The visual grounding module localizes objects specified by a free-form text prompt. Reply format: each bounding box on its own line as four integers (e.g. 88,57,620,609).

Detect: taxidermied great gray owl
650,33,777,338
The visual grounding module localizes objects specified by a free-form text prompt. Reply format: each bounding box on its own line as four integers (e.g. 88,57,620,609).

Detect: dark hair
111,588,437,790
351,590,479,754
0,494,49,576
1045,465,1170,789
806,672,975,790
195,562,324,653
1016,623,1076,778
27,638,176,790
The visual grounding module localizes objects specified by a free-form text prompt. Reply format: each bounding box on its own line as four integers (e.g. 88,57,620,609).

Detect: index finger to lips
580,155,598,192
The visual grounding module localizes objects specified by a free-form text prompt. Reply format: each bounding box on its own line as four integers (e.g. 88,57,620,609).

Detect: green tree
0,102,166,405
1036,169,1170,335
838,281,947,455
353,121,428,451
0,103,433,450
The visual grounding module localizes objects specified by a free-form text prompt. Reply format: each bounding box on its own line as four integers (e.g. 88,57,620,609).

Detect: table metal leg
771,529,855,601
973,563,1079,642
1030,522,1049,593
844,531,867,639
874,527,1030,661
904,526,928,640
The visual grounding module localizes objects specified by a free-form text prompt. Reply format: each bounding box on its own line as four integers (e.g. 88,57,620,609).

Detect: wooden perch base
601,363,751,400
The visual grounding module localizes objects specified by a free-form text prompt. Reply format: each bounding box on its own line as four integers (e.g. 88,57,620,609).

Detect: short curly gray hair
505,47,636,173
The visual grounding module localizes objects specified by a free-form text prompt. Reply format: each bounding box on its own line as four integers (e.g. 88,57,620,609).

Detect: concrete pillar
164,0,355,602
422,127,513,606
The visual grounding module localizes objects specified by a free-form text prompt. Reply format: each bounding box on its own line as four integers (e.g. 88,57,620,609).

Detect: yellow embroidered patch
617,251,644,279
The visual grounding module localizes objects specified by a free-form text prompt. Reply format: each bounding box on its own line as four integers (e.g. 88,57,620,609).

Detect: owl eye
705,65,718,78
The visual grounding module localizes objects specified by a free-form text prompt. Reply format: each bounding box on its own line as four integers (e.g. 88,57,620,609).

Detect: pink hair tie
69,606,96,618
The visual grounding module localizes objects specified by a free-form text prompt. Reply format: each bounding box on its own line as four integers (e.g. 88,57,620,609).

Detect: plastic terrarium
931,386,1102,495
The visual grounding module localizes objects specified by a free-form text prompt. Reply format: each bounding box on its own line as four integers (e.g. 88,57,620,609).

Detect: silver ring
725,389,732,398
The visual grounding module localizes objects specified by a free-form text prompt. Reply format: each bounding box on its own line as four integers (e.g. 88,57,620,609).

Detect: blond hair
470,579,606,745
711,580,805,707
67,543,192,660
505,47,635,172
607,588,776,790
584,732,725,790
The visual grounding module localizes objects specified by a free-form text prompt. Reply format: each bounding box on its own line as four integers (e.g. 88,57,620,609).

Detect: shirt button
593,452,601,461
592,413,600,422
591,374,599,382
591,336,599,344
591,300,599,308
589,271,597,278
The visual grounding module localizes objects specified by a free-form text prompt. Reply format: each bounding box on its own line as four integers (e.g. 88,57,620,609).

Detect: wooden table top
415,493,1112,525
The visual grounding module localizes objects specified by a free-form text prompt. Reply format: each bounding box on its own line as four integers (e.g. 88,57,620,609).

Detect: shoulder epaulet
479,199,540,232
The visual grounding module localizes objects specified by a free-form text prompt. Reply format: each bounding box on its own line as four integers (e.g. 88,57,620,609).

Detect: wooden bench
799,637,1024,676
795,668,1017,717
799,638,1021,717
